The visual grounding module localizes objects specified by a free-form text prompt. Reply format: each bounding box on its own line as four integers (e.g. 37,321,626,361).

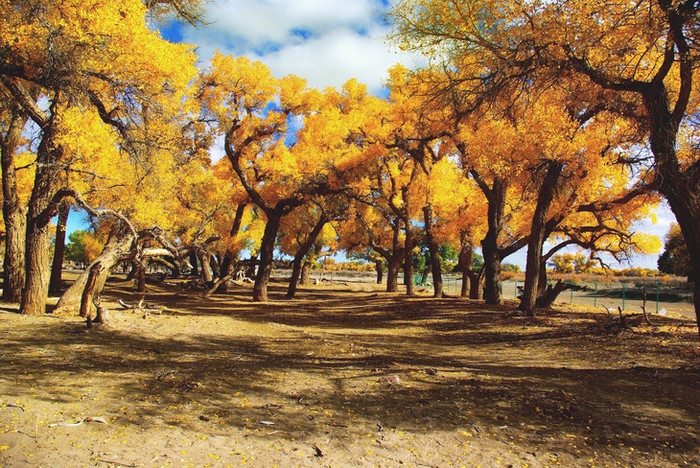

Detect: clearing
0,276,698,467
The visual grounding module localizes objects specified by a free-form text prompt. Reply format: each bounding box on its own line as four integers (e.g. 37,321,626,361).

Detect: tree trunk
20,132,63,315
374,259,383,284
385,222,403,292
198,250,214,283
48,201,70,296
286,214,328,298
644,86,700,341
150,256,180,277
423,203,443,297
135,260,146,292
1,110,27,302
253,211,283,302
80,262,103,319
300,262,311,285
470,274,481,299
481,178,507,305
287,257,304,298
55,223,135,313
520,162,563,316
212,252,233,293
458,243,480,298
189,251,198,276
386,255,401,292
404,229,415,296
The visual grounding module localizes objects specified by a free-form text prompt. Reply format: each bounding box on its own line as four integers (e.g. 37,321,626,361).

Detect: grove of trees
1,1,697,339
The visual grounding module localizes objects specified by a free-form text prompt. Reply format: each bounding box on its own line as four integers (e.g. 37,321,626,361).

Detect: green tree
658,224,691,278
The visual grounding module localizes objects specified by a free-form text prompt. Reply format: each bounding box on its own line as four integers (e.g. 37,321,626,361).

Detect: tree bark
1,110,27,302
135,260,146,292
48,201,70,296
198,250,214,283
55,223,135,313
520,161,563,316
644,85,700,341
253,211,283,302
80,262,103,319
481,178,507,304
458,243,482,299
423,203,443,297
20,129,63,315
374,259,383,284
300,262,311,285
386,255,401,292
404,228,416,296
287,214,328,298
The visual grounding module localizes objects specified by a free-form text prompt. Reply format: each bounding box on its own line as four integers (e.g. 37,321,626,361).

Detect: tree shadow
2,282,698,465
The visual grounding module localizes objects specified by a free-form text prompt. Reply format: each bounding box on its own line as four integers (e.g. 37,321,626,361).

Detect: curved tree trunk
374,259,383,284
1,110,27,302
644,86,700,341
135,260,147,292
253,211,283,302
520,162,563,316
458,244,482,299
287,214,328,299
423,203,443,298
20,136,62,315
80,262,103,319
48,201,70,296
404,229,416,296
55,224,135,313
386,255,401,292
198,251,214,283
300,262,311,285
481,178,507,305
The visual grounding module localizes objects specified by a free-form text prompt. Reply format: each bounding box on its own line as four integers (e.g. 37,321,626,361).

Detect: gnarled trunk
644,85,700,341
20,136,62,315
423,203,443,297
287,214,327,298
458,243,482,299
386,255,401,292
55,223,135,313
198,251,214,283
1,110,27,302
300,262,311,286
374,259,383,284
520,161,563,316
481,178,507,305
253,211,283,302
404,229,416,296
48,201,70,296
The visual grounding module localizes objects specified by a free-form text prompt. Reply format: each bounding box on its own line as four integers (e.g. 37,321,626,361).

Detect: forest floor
0,274,698,468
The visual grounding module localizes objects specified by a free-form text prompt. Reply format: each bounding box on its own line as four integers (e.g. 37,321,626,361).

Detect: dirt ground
0,275,698,468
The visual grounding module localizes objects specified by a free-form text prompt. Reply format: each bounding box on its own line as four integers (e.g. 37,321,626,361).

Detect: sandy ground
0,276,698,468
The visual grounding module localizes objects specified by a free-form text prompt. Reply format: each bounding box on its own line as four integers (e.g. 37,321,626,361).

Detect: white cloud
249,28,416,91
179,0,420,93
197,0,379,46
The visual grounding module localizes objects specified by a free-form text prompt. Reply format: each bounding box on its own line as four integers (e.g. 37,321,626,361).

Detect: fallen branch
96,459,138,467
48,416,108,427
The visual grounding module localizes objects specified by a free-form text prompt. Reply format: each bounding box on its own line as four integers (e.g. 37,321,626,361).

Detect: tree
658,223,691,278
199,55,374,301
389,0,700,337
278,206,332,298
65,229,105,267
0,91,31,301
1,0,196,315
